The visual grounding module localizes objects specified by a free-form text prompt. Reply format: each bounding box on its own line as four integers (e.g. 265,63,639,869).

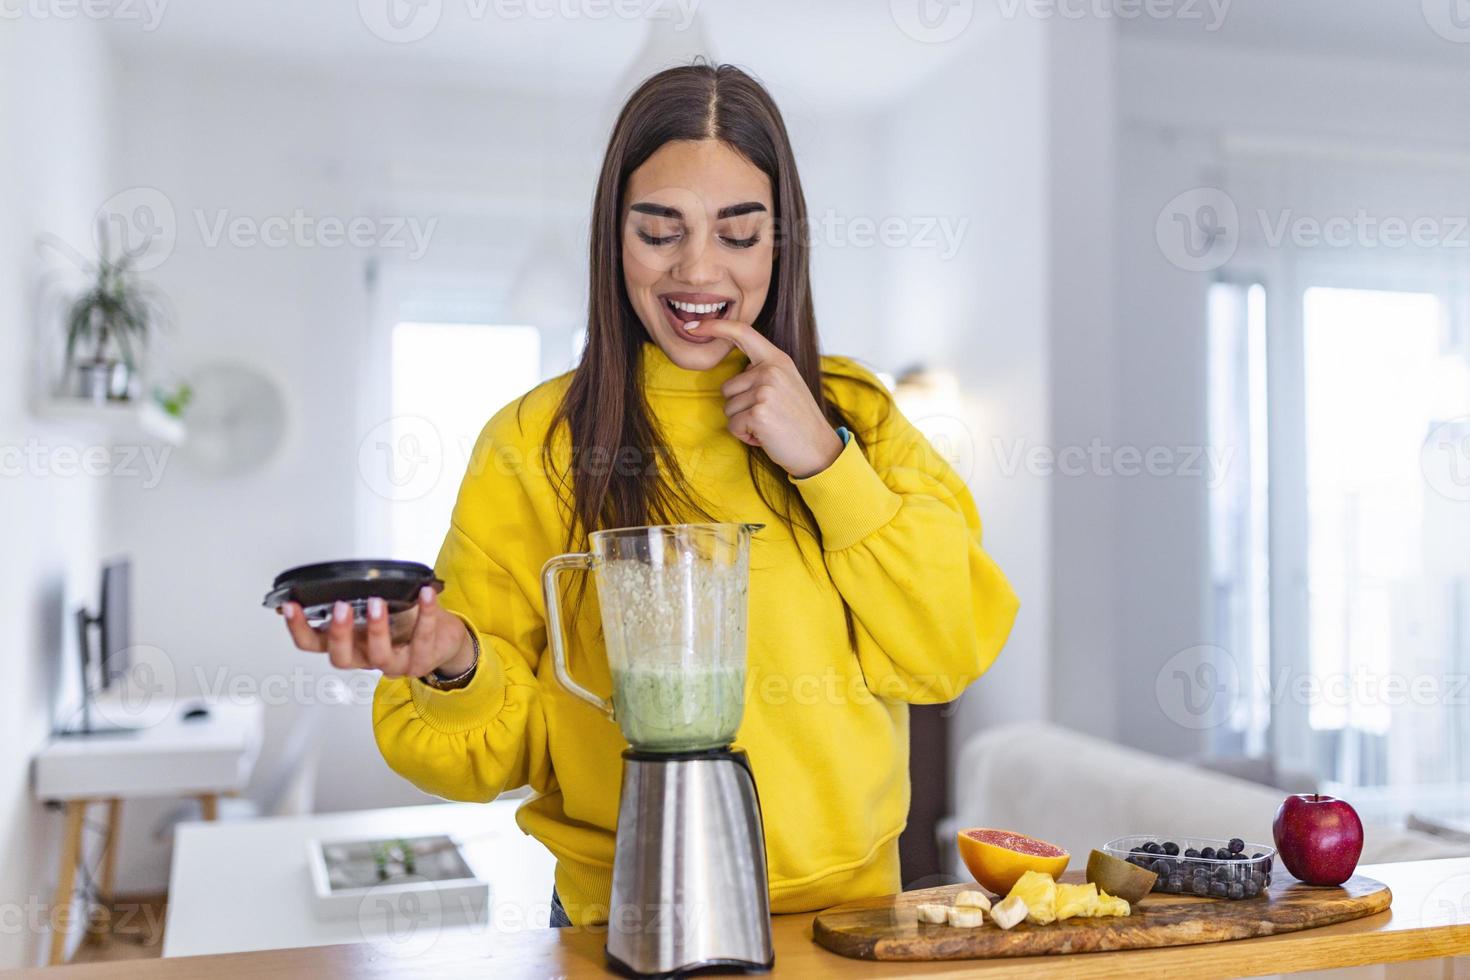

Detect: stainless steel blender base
606,748,774,977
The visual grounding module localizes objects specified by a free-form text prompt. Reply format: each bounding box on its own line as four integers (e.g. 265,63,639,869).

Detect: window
1300,287,1464,787
1207,279,1470,790
1207,281,1271,756
386,322,541,561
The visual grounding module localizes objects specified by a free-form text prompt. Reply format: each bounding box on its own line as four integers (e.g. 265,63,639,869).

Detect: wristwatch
420,631,480,691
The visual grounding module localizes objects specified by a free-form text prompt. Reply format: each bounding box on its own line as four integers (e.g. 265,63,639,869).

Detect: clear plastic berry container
1102,835,1276,900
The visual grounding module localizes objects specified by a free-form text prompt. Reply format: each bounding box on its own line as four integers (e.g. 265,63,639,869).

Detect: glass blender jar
541,521,755,752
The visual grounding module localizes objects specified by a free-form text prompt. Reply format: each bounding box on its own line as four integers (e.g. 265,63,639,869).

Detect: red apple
1272,794,1364,886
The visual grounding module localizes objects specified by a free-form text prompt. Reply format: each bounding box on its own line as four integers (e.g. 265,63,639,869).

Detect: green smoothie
610,662,746,752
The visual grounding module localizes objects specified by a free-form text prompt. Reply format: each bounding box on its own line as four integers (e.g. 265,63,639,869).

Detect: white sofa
942,722,1468,880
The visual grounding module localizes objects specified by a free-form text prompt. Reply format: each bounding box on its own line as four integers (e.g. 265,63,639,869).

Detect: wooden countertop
24,859,1470,978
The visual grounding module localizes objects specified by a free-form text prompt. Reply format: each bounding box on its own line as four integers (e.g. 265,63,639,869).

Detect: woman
281,64,1019,927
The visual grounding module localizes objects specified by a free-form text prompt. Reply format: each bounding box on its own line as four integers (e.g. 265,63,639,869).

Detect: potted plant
64,234,167,403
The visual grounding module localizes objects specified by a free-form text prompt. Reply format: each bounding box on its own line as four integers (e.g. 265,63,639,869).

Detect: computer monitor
61,557,137,735
98,558,131,689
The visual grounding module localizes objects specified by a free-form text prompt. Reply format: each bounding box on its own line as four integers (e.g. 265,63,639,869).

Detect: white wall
1119,37,1470,148
0,18,112,970
1045,15,1121,741
876,17,1056,760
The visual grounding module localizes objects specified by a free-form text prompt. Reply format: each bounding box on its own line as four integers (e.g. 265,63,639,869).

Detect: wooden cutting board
813,871,1391,961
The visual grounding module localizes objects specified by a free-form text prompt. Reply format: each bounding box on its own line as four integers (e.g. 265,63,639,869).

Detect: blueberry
1209,881,1228,898
1168,874,1184,891
1192,877,1210,896
1228,881,1245,899
1163,841,1180,856
1143,841,1162,854
1184,848,1200,859
1200,846,1216,860
1214,866,1232,882
1228,838,1245,854
1153,859,1173,876
1243,878,1260,897
1251,852,1264,860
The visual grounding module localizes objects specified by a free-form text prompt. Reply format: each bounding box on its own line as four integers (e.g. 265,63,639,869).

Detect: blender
542,522,774,976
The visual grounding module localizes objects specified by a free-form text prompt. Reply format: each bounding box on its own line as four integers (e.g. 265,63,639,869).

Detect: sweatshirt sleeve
791,387,1019,705
372,415,554,802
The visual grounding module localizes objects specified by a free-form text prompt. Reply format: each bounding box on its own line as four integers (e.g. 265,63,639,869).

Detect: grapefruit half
957,828,1070,894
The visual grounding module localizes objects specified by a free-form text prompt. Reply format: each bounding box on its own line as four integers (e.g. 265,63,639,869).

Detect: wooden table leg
48,800,87,965
99,798,121,900
198,793,218,822
84,797,123,944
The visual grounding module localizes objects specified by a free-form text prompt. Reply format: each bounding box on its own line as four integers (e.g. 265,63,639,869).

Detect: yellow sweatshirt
373,342,1019,925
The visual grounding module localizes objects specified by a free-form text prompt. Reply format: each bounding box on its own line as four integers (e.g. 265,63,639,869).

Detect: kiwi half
1086,848,1159,904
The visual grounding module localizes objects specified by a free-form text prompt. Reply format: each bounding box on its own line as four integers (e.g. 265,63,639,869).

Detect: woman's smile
660,291,736,343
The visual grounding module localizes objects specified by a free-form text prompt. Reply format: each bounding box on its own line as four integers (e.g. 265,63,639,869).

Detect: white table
162,799,557,958
35,698,262,801
33,698,263,964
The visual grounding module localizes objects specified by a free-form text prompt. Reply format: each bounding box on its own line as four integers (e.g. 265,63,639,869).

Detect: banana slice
989,895,1028,930
954,890,992,911
947,905,985,928
915,903,950,924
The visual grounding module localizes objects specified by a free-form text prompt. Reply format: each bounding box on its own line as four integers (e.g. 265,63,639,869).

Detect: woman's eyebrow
630,202,681,218
628,201,769,220
717,202,767,219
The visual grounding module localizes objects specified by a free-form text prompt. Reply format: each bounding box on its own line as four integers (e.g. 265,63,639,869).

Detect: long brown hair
548,63,875,552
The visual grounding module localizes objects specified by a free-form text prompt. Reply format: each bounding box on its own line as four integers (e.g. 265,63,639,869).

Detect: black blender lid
263,559,443,618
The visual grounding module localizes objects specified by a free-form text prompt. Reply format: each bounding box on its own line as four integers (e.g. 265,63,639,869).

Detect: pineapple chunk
1006,870,1058,925
990,895,1028,930
1056,881,1100,920
915,903,950,924
954,890,992,911
947,905,985,928
1094,890,1131,917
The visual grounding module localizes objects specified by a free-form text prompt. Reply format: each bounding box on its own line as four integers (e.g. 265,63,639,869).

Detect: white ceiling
102,0,987,111
104,0,1468,109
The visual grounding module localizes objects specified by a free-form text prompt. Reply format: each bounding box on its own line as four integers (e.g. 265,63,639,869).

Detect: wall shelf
33,397,187,445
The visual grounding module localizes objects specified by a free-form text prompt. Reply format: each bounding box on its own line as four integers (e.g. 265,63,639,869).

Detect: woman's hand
686,319,844,479
279,587,475,680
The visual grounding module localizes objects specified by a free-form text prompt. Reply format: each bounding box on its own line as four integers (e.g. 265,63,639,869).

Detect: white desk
32,699,263,964
163,799,557,959
35,699,262,800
